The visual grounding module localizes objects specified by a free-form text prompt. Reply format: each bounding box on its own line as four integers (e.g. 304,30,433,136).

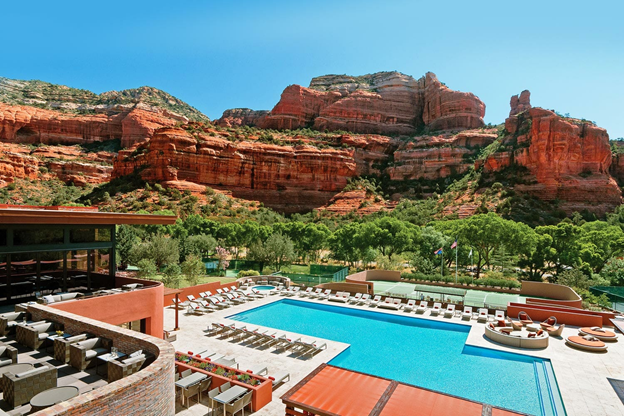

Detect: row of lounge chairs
206,322,327,359
170,286,264,314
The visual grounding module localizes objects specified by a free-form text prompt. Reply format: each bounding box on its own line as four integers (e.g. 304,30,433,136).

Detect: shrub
136,258,157,279
162,263,182,288
238,270,260,278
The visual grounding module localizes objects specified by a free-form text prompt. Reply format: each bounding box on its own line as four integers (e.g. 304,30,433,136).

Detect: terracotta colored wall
516,301,616,325
28,304,174,416
163,281,233,305
51,280,164,338
520,281,582,303
525,297,583,309
348,270,401,282
507,303,607,327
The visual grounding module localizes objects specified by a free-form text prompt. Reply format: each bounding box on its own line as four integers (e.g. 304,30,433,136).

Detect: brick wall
28,304,175,416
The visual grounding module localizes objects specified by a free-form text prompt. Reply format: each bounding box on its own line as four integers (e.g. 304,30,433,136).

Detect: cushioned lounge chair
403,299,416,313
477,308,489,323
462,306,473,321
349,293,363,304
545,323,565,337
359,294,371,304
430,302,442,316
579,327,618,342
416,301,428,314
540,316,557,329
518,311,533,325
69,336,111,370
369,295,382,307
269,370,290,387
319,289,332,300
309,288,323,298
300,287,314,297
444,304,456,318
566,335,607,352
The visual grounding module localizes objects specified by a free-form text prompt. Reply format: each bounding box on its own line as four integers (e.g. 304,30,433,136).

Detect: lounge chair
225,293,246,304
566,335,608,352
248,289,264,299
300,287,314,297
268,370,290,387
510,319,523,331
0,311,31,336
416,301,428,314
494,310,505,321
206,297,227,309
404,299,417,313
444,304,456,318
198,300,218,313
378,297,398,310
329,292,349,303
273,335,301,351
1,362,57,408
319,289,332,300
359,293,371,305
69,337,111,370
579,327,618,342
309,288,323,298
296,339,327,358
518,311,533,325
369,295,382,307
545,323,565,337
477,308,489,323
462,306,473,321
215,296,234,307
250,331,277,348
0,342,18,367
430,302,442,316
540,316,557,330
246,364,268,376
216,289,225,294
169,298,185,310
349,293,363,304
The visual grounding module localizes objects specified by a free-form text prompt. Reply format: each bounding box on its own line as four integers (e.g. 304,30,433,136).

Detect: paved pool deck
168,291,624,416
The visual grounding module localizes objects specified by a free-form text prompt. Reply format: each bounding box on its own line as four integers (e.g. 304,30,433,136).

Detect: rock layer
219,71,485,135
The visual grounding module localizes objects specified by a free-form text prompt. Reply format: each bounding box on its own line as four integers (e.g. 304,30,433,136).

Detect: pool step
533,361,567,416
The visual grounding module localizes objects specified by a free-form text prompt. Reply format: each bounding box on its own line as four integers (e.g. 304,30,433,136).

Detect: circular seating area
484,322,549,349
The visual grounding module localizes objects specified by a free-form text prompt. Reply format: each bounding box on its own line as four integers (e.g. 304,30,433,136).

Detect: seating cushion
0,359,12,367
130,350,143,358
43,295,56,304
0,346,5,355
122,355,144,365
15,368,44,378
93,347,109,355
85,350,98,360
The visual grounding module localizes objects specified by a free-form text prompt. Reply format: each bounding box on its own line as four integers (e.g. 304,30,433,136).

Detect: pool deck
168,292,624,416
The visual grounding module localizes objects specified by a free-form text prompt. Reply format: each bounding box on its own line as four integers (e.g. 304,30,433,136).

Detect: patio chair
359,294,371,305
54,333,89,363
17,320,63,350
518,311,533,325
477,308,489,323
319,289,332,300
1,362,57,407
369,295,382,307
246,364,268,376
0,311,31,336
182,382,201,409
494,310,506,321
300,287,314,297
269,370,290,387
404,299,416,313
444,304,456,318
540,316,557,330
0,342,18,367
273,335,301,351
251,331,277,348
225,390,252,416
546,323,565,337
225,293,245,304
349,293,363,304
430,302,442,316
107,352,152,382
309,288,323,298
296,339,327,358
462,306,473,321
220,382,232,392
69,336,112,370
208,386,223,416
416,301,428,314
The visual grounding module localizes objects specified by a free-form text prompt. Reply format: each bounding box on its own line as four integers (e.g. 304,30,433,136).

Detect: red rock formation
509,90,531,117
216,108,269,128
47,161,113,186
0,102,180,148
484,92,622,213
230,71,486,135
422,73,486,131
319,189,396,215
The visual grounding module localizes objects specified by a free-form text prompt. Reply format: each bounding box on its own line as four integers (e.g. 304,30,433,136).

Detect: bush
162,263,182,288
136,258,157,279
238,270,260,278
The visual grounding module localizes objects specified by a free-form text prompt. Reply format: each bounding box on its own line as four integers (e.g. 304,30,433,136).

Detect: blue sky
2,1,623,138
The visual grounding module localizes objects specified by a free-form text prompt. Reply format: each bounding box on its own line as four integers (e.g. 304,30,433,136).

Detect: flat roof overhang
0,208,177,225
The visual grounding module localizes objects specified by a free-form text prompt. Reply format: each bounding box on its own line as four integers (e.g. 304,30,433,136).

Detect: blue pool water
252,285,276,291
229,299,566,416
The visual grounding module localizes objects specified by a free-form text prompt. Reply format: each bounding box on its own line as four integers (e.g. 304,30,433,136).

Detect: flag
469,249,473,257
434,247,443,255
451,240,457,249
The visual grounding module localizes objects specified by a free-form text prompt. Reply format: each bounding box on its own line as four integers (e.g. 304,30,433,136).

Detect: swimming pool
229,299,566,416
252,285,276,291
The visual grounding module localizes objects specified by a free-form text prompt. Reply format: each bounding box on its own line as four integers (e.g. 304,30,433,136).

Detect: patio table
213,385,248,416
30,386,79,411
175,372,208,389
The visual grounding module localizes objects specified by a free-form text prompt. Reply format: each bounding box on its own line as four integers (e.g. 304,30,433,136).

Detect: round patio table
30,386,79,411
0,363,33,378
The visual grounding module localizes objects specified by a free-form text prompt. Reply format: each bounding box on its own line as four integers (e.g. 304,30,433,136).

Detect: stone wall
28,304,175,416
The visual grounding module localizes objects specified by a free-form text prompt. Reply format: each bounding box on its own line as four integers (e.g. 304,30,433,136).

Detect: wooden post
174,293,180,330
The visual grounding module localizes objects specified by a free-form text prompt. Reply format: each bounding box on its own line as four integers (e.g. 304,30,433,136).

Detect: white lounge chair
296,339,328,358
430,302,442,316
349,293,363,304
225,293,246,304
462,306,473,321
329,292,349,303
416,301,428,314
300,287,314,297
495,310,506,322
309,288,323,298
379,297,402,311
273,335,301,351
198,300,218,313
319,289,332,300
268,370,290,386
359,294,371,305
369,295,382,307
444,304,456,318
246,364,268,376
404,299,417,313
477,308,489,323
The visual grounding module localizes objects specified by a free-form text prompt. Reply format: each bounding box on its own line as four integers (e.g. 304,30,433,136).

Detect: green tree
601,258,624,286
329,223,363,266
516,229,554,281
116,225,138,270
537,222,582,276
183,234,217,259
264,232,296,270
181,254,205,287
162,263,182,288
130,234,179,269
136,258,157,280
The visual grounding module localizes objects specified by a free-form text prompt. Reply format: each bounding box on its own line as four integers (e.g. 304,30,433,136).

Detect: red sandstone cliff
479,92,622,214
220,71,485,135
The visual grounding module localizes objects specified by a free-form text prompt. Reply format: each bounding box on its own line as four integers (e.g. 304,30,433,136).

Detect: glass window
70,228,95,243
0,229,6,246
13,228,64,246
96,228,112,242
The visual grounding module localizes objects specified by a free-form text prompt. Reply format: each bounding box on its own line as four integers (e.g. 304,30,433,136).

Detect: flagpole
441,250,443,279
455,240,458,284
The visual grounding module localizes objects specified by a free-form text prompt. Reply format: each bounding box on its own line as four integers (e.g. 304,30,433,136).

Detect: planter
175,352,271,410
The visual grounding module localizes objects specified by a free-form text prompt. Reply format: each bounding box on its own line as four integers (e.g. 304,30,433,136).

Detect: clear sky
2,1,623,138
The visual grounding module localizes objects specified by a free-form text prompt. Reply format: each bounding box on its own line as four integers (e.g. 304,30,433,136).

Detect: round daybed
485,323,549,349
578,327,618,342
566,335,608,352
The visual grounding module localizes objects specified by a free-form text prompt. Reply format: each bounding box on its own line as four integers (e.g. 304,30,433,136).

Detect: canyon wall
219,71,486,135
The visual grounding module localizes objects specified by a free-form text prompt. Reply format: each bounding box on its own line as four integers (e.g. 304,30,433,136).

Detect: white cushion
15,368,43,378
123,355,144,365
130,350,143,358
43,295,55,304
